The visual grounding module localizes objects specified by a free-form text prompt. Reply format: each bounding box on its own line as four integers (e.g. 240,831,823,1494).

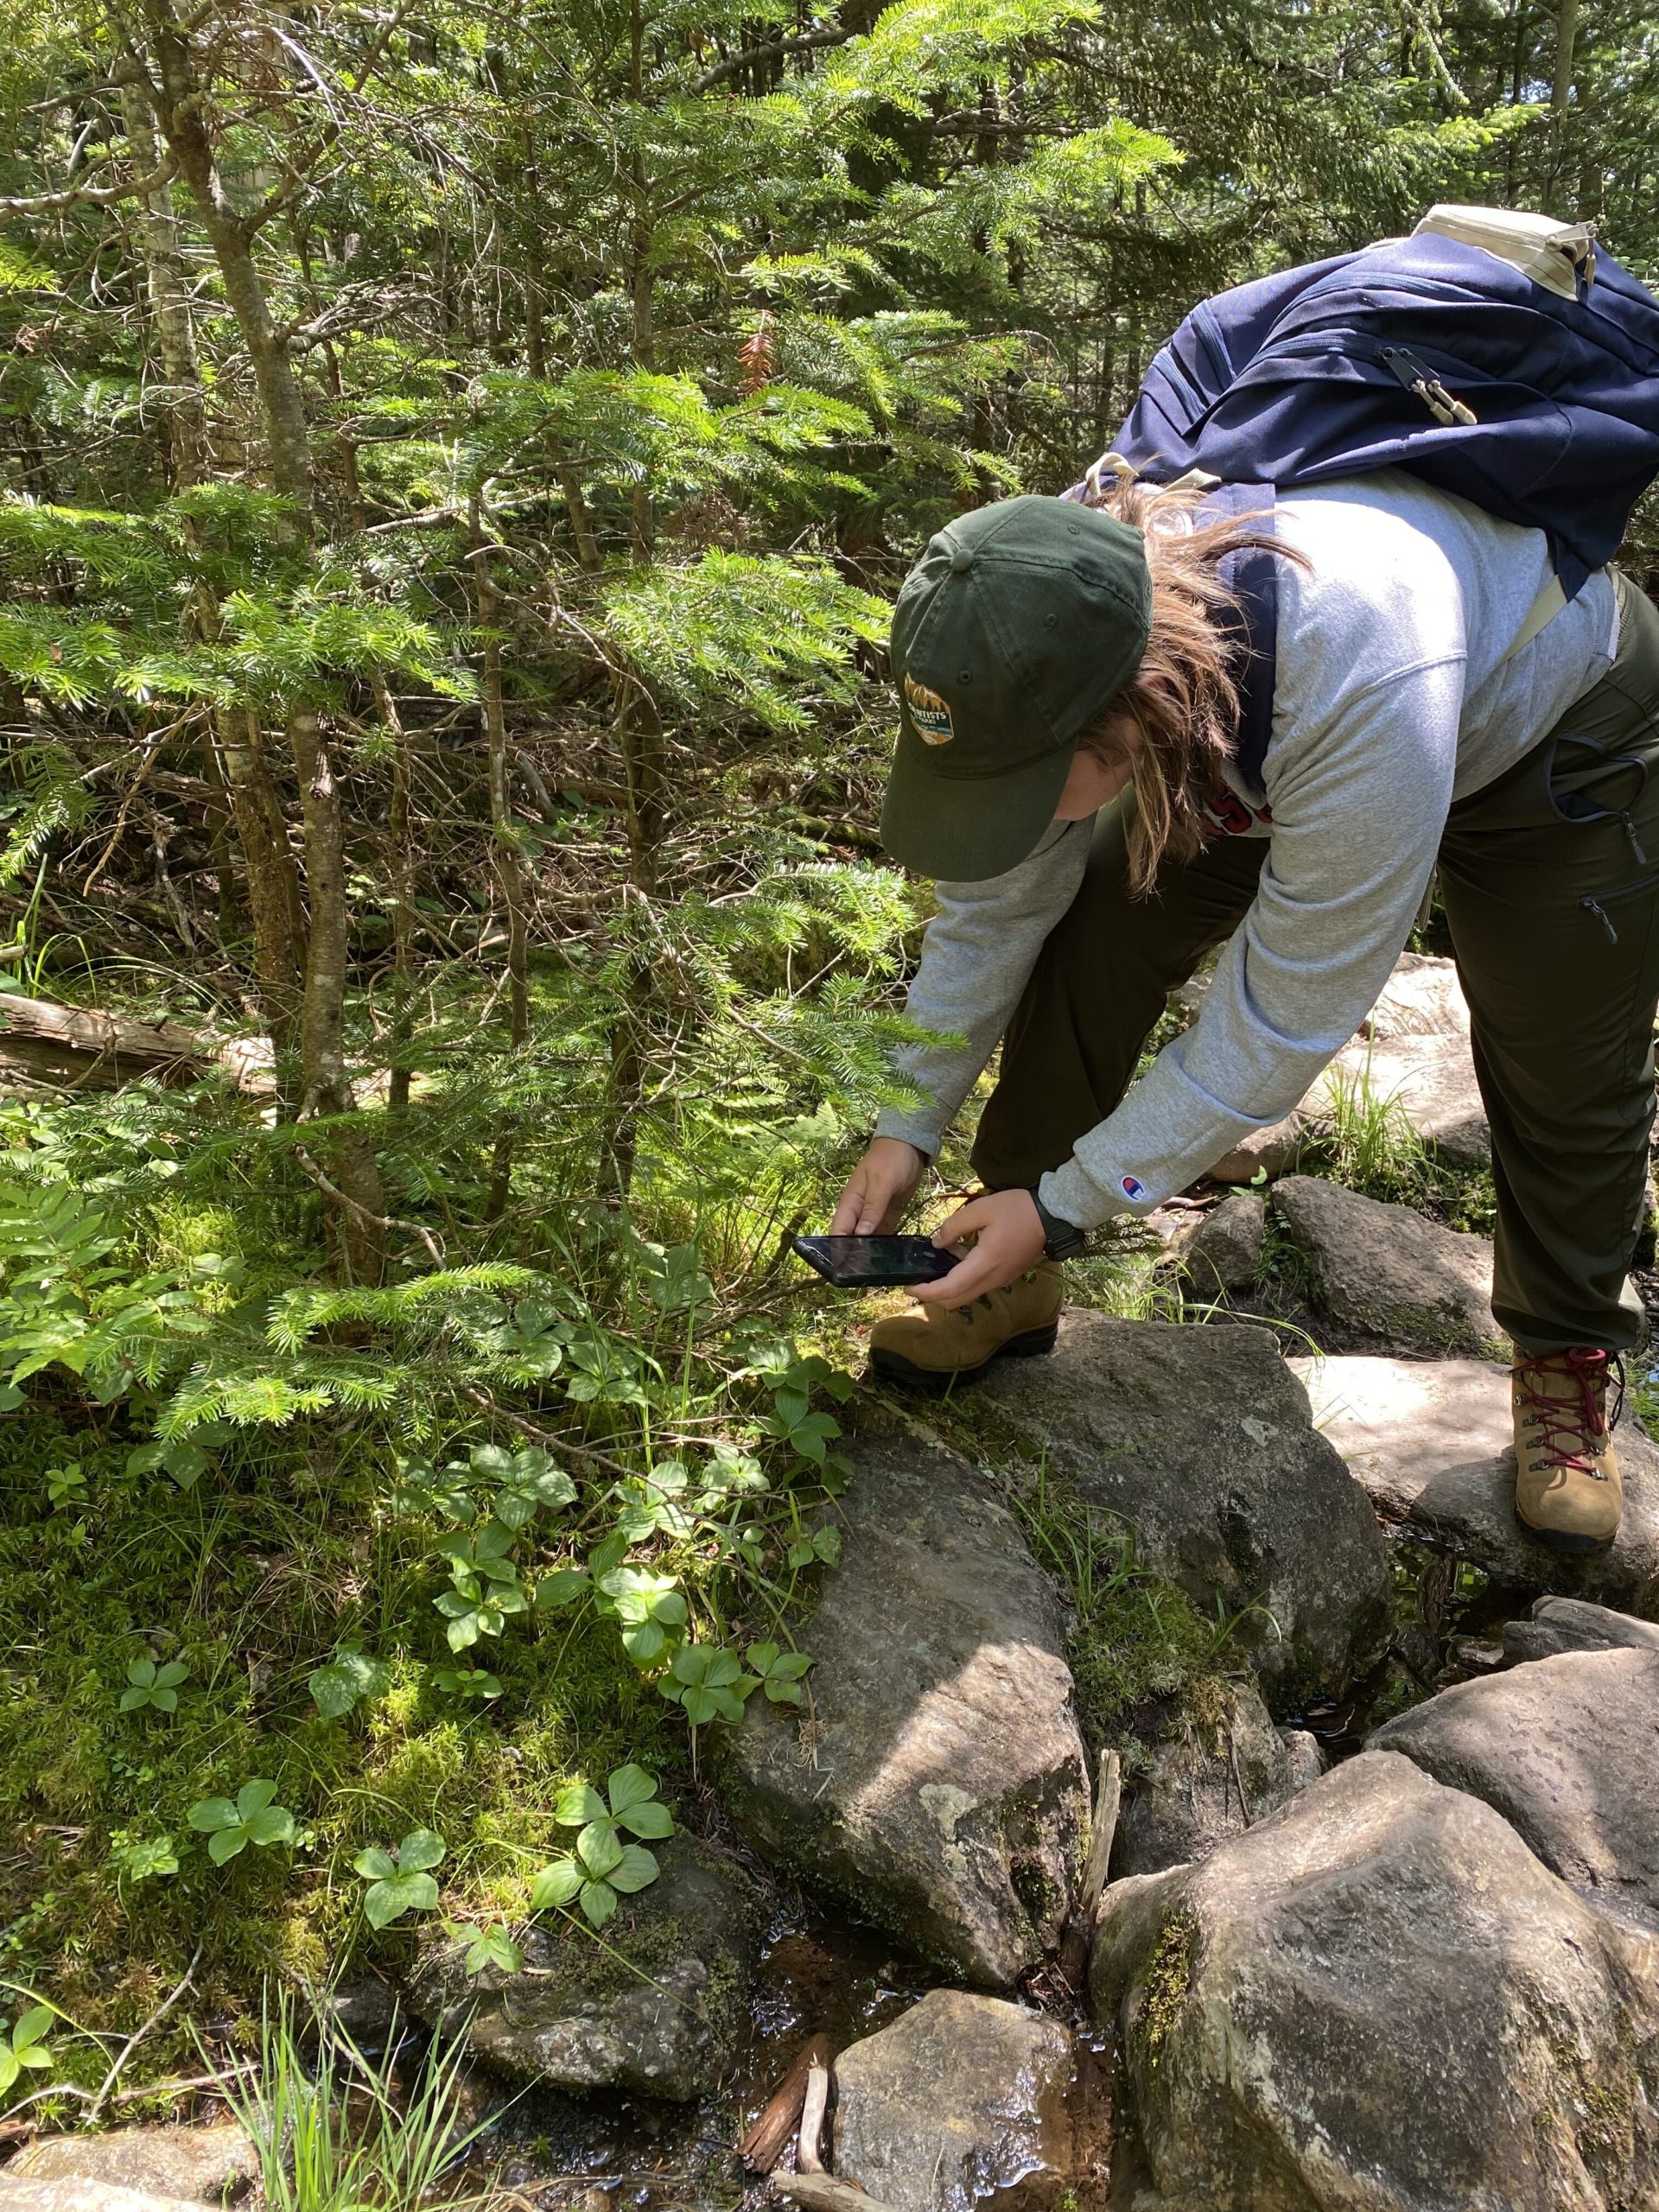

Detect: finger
912,1246,996,1305
828,1179,867,1236
930,1196,990,1249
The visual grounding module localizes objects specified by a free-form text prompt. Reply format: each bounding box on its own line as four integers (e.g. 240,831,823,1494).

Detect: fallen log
0,994,276,1096
0,993,206,1090
739,2033,830,2175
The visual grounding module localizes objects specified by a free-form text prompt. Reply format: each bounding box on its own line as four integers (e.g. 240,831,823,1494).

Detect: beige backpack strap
1500,574,1569,664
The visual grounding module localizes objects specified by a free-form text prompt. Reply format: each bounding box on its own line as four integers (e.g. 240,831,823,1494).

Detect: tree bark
472,505,531,1218
141,3,385,1269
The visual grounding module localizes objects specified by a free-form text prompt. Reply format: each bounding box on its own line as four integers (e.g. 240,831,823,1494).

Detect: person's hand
829,1137,929,1235
912,1186,1047,1305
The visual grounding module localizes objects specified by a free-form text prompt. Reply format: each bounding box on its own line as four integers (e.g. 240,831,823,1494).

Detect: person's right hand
829,1136,929,1235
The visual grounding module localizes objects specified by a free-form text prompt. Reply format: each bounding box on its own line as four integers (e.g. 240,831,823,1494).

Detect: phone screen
791,1234,958,1287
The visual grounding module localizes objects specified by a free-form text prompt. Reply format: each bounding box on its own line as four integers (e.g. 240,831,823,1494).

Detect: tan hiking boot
868,1262,1065,1393
1512,1348,1624,1554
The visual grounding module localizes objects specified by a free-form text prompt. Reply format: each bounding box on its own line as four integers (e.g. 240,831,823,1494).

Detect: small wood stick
739,2033,831,2174
771,2174,895,2212
1080,1749,1123,1919
798,2057,830,2173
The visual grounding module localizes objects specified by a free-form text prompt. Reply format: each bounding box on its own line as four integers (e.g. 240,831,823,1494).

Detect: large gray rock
1503,1593,1659,1665
9,2130,253,2204
1362,951,1470,1042
1370,1648,1659,1927
720,1431,1089,1988
0,2188,206,2212
1314,1035,1490,1167
833,1990,1099,2212
1113,1676,1307,1881
1272,1175,1503,1357
1166,1192,1265,1295
1090,1750,1659,2212
980,1315,1392,1707
1203,1113,1307,1187
409,1836,757,2101
1293,1352,1659,1612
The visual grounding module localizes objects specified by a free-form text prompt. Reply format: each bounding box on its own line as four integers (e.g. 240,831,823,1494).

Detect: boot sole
1515,1514,1618,1555
868,1322,1059,1395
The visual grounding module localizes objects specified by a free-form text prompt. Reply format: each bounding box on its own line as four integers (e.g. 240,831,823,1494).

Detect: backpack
1066,206,1659,795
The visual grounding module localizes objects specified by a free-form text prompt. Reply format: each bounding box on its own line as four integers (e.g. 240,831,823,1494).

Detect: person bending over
831,474,1659,1555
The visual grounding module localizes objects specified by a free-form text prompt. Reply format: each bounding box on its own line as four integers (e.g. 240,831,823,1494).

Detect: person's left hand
911,1187,1048,1306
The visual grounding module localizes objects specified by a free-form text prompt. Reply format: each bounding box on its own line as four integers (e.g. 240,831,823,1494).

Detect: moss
1135,1904,1199,2074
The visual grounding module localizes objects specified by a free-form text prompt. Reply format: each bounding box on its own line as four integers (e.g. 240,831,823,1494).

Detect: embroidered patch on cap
1120,1174,1146,1201
904,674,955,746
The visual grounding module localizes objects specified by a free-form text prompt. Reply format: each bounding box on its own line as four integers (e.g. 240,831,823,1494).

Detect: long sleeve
1040,657,1466,1228
874,817,1092,1154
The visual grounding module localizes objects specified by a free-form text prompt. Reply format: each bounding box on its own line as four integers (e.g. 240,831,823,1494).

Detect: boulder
832,1989,1101,2212
1090,1750,1659,2212
1202,1113,1307,1187
1370,1648,1659,1926
719,1430,1089,1988
1503,1593,1659,1665
0,2187,207,2212
1291,1352,1659,1612
8,2128,253,2204
408,1835,757,2101
1271,1175,1503,1357
1275,1726,1325,1791
1113,1677,1307,1881
1314,1034,1490,1167
980,1315,1393,1707
1361,950,1470,1042
1166,1193,1265,1295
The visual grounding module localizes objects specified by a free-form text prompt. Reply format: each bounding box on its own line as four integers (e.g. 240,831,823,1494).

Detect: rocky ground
10,952,1658,2212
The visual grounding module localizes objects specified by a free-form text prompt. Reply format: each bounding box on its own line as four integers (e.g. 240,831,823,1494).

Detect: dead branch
738,2032,830,2173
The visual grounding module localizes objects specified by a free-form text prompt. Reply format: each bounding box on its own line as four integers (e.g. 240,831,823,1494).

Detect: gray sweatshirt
872,472,1620,1229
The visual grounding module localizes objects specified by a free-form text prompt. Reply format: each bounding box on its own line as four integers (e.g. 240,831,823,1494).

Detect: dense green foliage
1,0,1656,2094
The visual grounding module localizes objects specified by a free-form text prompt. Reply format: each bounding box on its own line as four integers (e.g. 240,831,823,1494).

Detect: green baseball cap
880,494,1153,880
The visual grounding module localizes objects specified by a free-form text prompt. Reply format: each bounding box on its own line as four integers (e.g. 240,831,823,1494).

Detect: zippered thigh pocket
1581,868,1659,944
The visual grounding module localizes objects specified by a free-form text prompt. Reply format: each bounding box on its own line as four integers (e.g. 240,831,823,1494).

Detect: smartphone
791,1233,958,1288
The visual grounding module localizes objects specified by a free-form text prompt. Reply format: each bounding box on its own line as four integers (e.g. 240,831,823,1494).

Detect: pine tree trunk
471,508,530,1217
143,3,385,1270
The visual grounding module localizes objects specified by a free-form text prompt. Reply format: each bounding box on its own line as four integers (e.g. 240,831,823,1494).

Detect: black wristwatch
1029,1188,1088,1262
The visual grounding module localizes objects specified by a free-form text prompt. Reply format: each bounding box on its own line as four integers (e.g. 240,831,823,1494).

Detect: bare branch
690,28,851,94
0,151,176,216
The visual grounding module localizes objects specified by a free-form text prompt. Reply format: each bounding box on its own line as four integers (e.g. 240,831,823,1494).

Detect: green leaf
207,1826,248,1865
11,2007,53,2055
555,1782,607,1827
535,1567,590,1611
364,1870,438,1929
607,1843,660,1894
579,1878,618,1928
607,1764,658,1815
576,1821,624,1879
617,1798,674,1839
309,1649,390,1719
353,1847,397,1880
462,1923,523,1975
243,1806,296,1847
188,1796,238,1833
530,1857,583,1910
397,1828,446,1872
235,1778,278,1821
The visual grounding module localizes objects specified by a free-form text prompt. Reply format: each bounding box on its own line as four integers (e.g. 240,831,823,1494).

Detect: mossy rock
407,1835,763,2101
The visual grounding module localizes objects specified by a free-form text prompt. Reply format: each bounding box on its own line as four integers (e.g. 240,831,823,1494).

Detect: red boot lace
1514,1348,1623,1479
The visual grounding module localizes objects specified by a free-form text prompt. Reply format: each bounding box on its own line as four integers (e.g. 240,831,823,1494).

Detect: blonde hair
1075,469,1297,895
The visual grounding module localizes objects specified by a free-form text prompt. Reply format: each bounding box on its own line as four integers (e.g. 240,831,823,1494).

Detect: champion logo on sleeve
1120,1174,1146,1201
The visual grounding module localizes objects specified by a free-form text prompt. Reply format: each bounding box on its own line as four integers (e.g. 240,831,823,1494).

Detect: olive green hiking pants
972,573,1659,1356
